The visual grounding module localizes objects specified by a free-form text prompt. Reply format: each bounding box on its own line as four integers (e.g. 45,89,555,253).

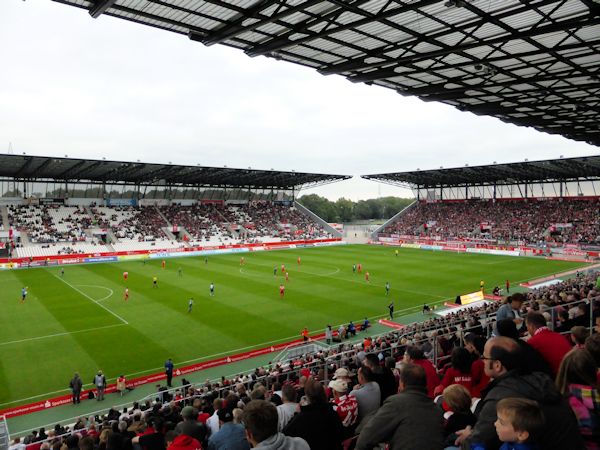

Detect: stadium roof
362,154,600,188
51,0,600,146
0,154,350,189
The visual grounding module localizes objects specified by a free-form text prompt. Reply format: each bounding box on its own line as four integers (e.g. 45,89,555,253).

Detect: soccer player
395,249,399,257
60,267,65,277
209,282,215,297
152,276,158,288
365,271,370,282
124,288,129,301
240,256,245,265
204,257,208,264
281,264,285,274
20,286,28,303
480,279,485,293
187,298,194,313
285,271,289,282
297,256,301,265
178,267,182,277
352,263,356,273
273,265,277,276
279,283,285,298
123,271,128,281
388,301,394,320
357,263,362,273
506,279,510,293
162,260,166,269
385,281,390,295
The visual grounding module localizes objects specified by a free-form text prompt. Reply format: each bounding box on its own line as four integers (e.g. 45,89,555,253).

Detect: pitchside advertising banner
0,333,326,419
459,290,485,305
0,239,344,268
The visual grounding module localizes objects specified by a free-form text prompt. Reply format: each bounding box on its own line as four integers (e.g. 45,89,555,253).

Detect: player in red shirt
281,264,285,274
123,288,129,301
162,260,166,269
357,263,362,273
365,271,370,282
279,284,285,298
505,279,510,293
297,256,301,265
123,271,128,281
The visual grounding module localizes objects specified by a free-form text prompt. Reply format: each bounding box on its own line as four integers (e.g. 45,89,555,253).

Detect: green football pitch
0,245,587,407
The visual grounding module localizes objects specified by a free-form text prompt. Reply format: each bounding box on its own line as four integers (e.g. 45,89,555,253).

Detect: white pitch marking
52,274,128,324
74,284,114,303
0,323,126,347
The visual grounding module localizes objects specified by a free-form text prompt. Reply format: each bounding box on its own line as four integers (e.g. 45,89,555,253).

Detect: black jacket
355,386,444,450
466,371,585,450
283,402,344,450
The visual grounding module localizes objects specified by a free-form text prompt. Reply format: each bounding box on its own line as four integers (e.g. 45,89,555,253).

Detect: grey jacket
355,386,444,450
350,381,381,422
256,433,309,450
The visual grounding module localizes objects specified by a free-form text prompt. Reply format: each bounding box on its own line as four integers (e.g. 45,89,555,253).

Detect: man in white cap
333,368,353,383
329,379,358,435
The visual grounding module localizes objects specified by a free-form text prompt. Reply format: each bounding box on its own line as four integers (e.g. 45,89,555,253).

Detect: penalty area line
52,274,129,325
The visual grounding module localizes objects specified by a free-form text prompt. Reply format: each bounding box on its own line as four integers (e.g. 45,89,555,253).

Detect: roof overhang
50,0,600,146
362,155,600,188
0,154,350,190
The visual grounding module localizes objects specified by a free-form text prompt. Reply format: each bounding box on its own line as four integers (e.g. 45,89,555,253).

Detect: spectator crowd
383,198,600,245
6,203,332,255
12,270,600,450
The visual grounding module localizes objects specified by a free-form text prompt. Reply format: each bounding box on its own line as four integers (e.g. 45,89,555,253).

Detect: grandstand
0,154,349,259
367,155,600,255
3,1,600,449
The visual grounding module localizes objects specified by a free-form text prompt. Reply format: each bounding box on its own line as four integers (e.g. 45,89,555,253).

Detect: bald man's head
483,337,522,378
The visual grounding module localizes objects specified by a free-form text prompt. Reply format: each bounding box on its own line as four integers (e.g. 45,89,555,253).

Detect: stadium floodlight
474,63,497,77
444,0,468,7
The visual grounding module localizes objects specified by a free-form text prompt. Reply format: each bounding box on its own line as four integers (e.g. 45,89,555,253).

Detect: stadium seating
7,205,92,244
382,198,600,245
13,242,110,258
14,269,600,450
5,202,331,257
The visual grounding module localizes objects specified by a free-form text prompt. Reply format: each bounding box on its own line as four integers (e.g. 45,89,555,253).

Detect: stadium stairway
19,231,30,246
154,206,180,242
294,201,342,237
0,206,8,230
154,206,171,228
371,200,416,238
0,415,9,450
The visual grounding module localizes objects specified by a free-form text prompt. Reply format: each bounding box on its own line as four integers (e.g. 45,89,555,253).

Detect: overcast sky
1,0,597,201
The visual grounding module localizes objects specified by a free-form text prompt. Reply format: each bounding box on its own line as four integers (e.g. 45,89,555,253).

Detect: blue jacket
207,423,250,450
